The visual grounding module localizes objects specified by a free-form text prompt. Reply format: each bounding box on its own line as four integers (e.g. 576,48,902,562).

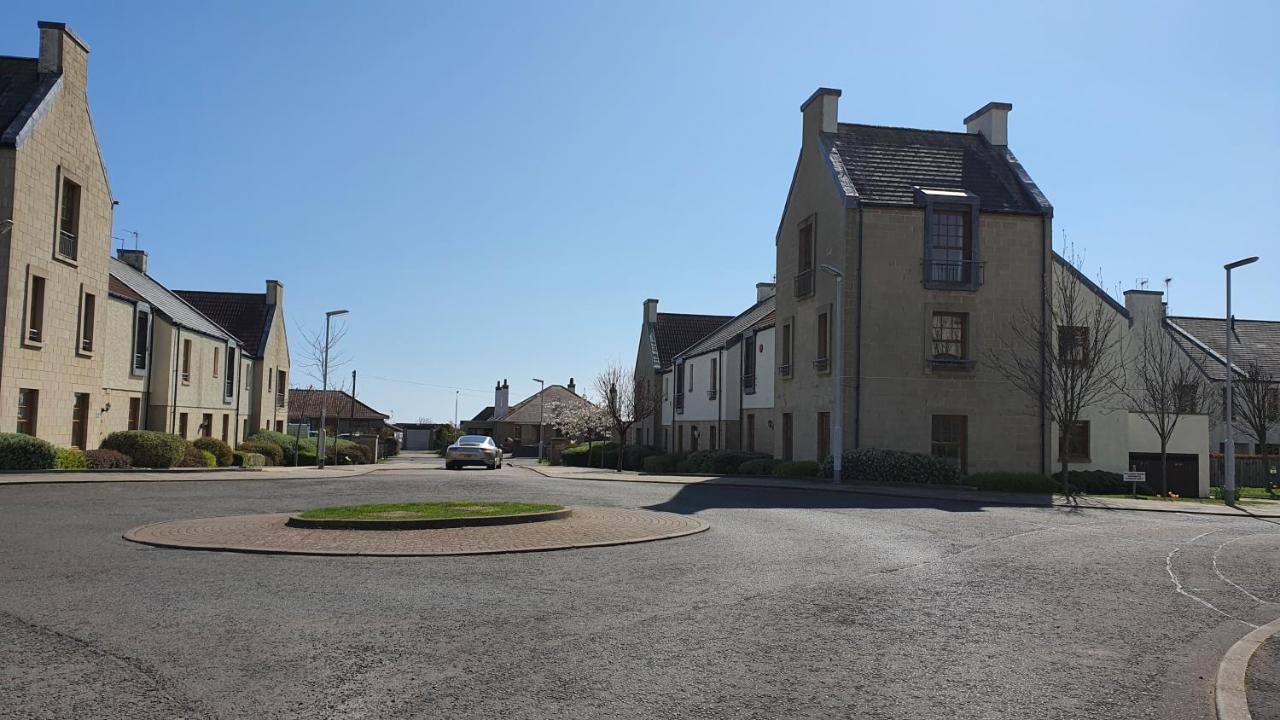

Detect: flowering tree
595,364,661,472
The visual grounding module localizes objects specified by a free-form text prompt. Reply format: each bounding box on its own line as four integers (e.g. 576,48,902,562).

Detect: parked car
445,435,504,470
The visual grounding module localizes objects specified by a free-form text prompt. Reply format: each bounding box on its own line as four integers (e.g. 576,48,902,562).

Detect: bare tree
988,252,1126,496
296,320,350,391
595,364,661,472
1111,323,1212,495
1232,360,1280,475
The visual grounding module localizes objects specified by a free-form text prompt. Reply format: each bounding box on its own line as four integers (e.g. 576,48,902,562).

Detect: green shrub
233,451,266,468
237,440,283,466
675,459,692,473
737,458,779,476
55,447,89,469
682,450,715,473
176,442,213,468
193,437,234,467
561,441,606,467
772,460,820,478
561,442,658,470
249,430,315,464
967,472,1057,494
101,431,186,469
1053,469,1128,494
297,449,317,465
681,450,772,474
0,434,58,470
642,454,682,474
84,449,131,469
820,448,963,485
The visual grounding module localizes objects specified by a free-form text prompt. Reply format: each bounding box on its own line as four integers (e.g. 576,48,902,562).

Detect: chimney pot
964,101,1013,146
117,248,148,274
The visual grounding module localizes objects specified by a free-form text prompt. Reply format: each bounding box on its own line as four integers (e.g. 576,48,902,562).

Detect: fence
1209,454,1279,487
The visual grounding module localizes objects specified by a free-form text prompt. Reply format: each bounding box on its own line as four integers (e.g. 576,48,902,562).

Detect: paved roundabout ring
123,506,709,556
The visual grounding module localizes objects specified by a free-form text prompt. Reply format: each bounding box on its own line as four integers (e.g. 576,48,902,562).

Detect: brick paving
123,506,708,556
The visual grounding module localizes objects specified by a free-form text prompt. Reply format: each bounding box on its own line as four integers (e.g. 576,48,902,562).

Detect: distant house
463,379,596,454
289,389,390,438
633,302,734,449
397,422,448,451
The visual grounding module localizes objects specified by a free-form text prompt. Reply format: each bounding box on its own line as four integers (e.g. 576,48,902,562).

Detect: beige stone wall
248,302,290,434
0,31,112,448
99,296,146,441
146,318,246,443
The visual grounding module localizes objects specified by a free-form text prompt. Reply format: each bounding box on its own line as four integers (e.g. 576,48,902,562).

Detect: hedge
177,443,215,468
642,454,681,474
56,448,89,469
772,460,821,478
0,434,58,470
233,451,266,468
101,431,186,469
967,472,1057,494
683,450,772,475
563,442,660,471
820,448,962,485
193,437,234,467
249,430,315,465
237,440,283,466
84,449,131,469
737,458,779,476
1054,469,1128,494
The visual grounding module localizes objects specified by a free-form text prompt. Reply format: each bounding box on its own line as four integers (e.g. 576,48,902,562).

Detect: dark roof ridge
656,311,734,318
1169,314,1277,325
837,121,974,138
174,289,265,297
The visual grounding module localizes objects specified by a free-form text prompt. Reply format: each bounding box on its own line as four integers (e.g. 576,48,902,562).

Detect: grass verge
297,501,563,521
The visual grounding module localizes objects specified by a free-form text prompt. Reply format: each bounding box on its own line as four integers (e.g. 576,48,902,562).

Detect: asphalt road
2,457,1279,719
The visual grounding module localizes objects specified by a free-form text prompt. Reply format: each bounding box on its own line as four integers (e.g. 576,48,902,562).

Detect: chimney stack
494,379,510,418
567,377,576,395
644,298,659,325
37,21,90,78
266,279,284,307
964,101,1013,146
117,248,148,274
755,282,776,303
1123,289,1165,325
801,87,841,138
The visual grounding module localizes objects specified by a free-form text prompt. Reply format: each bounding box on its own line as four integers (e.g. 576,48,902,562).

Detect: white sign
1123,471,1146,484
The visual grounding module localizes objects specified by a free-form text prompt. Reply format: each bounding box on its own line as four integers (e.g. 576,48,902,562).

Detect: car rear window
458,436,490,446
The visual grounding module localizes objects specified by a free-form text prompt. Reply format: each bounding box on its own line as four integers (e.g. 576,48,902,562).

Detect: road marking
1213,534,1276,606
1165,546,1258,629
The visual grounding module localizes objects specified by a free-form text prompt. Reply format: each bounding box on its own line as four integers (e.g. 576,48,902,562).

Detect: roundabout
122,504,708,556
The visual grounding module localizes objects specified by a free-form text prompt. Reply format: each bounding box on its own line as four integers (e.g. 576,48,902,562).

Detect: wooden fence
1209,454,1279,487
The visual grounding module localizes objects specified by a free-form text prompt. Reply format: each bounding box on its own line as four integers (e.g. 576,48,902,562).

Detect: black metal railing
922,259,985,288
778,363,792,378
794,269,814,298
57,230,77,260
707,388,717,401
743,373,756,394
27,327,40,343
929,356,976,370
276,392,286,408
674,392,684,412
813,357,829,373
80,337,92,353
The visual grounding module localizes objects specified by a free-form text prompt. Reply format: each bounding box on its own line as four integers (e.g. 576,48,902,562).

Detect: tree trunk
1159,442,1169,496
616,427,624,472
1058,428,1071,498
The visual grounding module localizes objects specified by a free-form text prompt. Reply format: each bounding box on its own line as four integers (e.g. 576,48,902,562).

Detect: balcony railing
929,356,976,370
276,392,286,408
922,259,985,289
80,337,93,353
181,371,191,384
674,392,684,412
57,230,77,260
778,363,792,378
707,388,717,401
27,327,41,343
794,269,814,298
743,373,756,394
813,357,829,373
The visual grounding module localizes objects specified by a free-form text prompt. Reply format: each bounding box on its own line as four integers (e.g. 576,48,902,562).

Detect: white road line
1166,547,1258,629
1213,534,1277,605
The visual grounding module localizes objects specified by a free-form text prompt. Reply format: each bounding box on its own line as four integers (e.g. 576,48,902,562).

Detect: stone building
0,22,114,448
633,302,732,449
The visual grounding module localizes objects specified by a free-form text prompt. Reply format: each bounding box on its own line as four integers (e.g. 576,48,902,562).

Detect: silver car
445,435,504,470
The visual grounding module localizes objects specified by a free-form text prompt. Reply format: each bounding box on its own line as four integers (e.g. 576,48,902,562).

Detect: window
795,218,815,297
931,312,969,366
213,347,220,378
244,362,253,393
128,397,141,430
815,310,830,372
57,176,81,261
674,362,685,412
275,420,284,433
708,358,718,399
1059,421,1091,461
687,361,694,392
26,274,46,345
71,393,89,449
276,370,287,407
222,414,230,442
133,308,150,372
268,368,273,391
17,389,38,436
78,291,96,354
677,425,684,453
780,321,793,378
201,413,213,438
782,413,794,460
818,411,831,460
1174,382,1199,413
181,339,192,384
1059,326,1089,366
931,415,967,472
664,428,670,451
178,412,188,438
225,348,236,398
690,425,699,451
635,428,643,445
925,209,975,286
709,425,717,450
742,331,757,393
746,413,756,452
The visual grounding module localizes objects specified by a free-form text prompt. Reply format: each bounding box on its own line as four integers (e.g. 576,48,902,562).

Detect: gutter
171,327,181,432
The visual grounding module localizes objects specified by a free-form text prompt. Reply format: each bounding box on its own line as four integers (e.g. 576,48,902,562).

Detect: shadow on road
643,481,1056,516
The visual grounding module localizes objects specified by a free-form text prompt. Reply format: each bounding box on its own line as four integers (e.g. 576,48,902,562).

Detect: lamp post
820,264,844,484
1223,256,1259,505
532,377,545,461
317,309,349,468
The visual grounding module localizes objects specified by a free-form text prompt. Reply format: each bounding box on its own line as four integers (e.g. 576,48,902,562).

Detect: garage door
1128,453,1199,496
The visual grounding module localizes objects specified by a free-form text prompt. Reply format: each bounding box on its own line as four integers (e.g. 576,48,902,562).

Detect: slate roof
828,123,1047,214
0,56,59,147
1166,316,1280,382
498,385,594,425
469,406,495,423
674,295,776,361
109,258,236,343
107,275,144,304
174,290,272,358
652,312,734,369
288,389,389,420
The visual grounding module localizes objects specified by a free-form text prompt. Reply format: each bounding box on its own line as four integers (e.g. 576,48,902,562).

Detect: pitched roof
497,385,594,425
1166,316,1280,382
469,406,495,423
828,123,1048,214
0,56,59,147
174,290,271,357
675,294,776,361
288,389,389,420
1052,252,1130,320
107,275,144,304
652,312,733,369
109,258,237,343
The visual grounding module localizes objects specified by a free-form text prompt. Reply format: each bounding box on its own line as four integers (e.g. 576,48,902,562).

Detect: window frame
54,168,83,264
77,288,96,357
16,388,38,436
931,414,968,473
132,304,152,375
917,188,982,291
779,318,794,379
742,330,758,394
708,357,718,400
223,345,236,402
795,215,816,299
1058,325,1090,366
181,339,193,385
71,393,89,449
814,305,831,374
24,270,47,348
1059,420,1091,462
928,310,976,371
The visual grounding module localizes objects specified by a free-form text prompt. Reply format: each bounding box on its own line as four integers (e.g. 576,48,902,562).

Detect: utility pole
317,309,349,469
454,390,459,429
349,369,357,440
532,377,545,461
1224,256,1259,505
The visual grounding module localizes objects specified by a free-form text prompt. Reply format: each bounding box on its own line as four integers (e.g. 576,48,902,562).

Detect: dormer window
917,188,982,290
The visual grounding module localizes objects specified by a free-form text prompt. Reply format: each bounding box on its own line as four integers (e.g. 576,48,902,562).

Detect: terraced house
772,89,1053,472
0,22,114,448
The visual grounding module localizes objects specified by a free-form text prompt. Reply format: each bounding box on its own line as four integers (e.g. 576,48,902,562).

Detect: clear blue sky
5,1,1276,423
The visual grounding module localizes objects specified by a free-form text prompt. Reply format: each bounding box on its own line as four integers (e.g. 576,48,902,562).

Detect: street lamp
1223,256,1259,505
820,264,844,484
317,309,349,469
532,378,545,461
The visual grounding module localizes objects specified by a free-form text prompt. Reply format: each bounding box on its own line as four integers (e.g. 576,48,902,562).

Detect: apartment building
0,22,113,448
634,301,732,449
773,89,1053,471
